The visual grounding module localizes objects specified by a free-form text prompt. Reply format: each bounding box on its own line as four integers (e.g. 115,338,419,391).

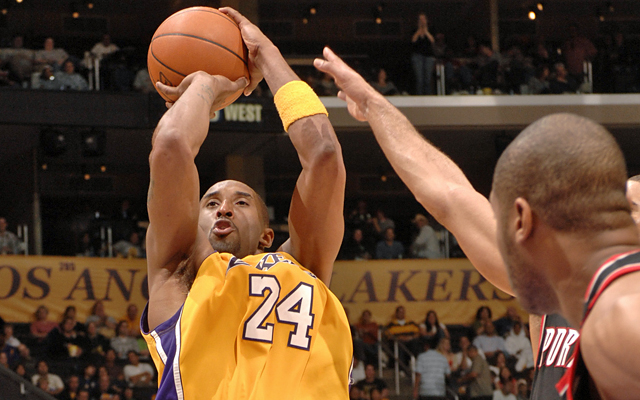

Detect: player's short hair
629,175,640,183
493,113,631,233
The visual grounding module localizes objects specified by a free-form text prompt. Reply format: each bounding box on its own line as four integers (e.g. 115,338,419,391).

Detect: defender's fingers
219,7,248,26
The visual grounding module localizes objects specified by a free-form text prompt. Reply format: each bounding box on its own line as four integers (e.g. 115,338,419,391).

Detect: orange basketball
147,7,249,109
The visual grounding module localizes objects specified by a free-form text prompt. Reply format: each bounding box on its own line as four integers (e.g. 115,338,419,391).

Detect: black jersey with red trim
530,313,579,400
556,250,640,400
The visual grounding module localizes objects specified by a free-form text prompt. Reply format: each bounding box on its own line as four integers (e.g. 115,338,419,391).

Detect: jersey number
243,274,315,350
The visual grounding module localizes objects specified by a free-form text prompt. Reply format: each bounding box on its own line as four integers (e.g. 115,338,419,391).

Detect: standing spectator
413,339,451,400
473,321,507,361
123,351,154,388
411,214,442,259
34,37,69,71
370,68,399,96
504,320,534,373
0,217,20,255
59,375,81,400
30,305,59,343
436,337,455,370
354,364,389,399
419,310,449,347
110,321,139,361
375,227,404,259
86,300,117,338
91,34,119,60
340,228,372,260
355,310,379,365
55,60,89,91
452,336,476,374
31,360,65,396
411,12,436,95
460,345,493,400
562,24,597,83
385,306,421,369
5,35,34,86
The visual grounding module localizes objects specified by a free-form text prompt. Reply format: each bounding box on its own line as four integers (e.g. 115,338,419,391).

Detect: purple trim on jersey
141,303,183,400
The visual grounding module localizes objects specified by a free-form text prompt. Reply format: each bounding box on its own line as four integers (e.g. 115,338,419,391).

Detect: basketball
147,6,249,108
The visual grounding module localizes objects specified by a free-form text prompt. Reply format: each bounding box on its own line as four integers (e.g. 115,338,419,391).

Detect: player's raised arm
146,72,247,328
314,47,512,295
222,8,346,285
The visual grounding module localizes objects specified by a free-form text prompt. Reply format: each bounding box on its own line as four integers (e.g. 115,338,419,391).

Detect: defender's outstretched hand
313,47,381,122
220,7,274,96
156,71,247,117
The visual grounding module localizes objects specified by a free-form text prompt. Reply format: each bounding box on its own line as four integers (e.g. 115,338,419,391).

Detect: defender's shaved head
493,113,631,233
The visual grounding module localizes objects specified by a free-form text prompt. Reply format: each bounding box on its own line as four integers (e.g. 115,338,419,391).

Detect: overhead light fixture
1,8,7,14
81,129,106,157
309,3,318,15
528,10,536,20
40,128,67,157
15,0,22,3
302,17,308,24
606,1,614,12
536,2,544,11
86,1,94,9
70,2,79,18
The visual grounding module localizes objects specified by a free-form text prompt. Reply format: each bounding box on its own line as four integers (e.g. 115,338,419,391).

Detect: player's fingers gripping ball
148,6,250,109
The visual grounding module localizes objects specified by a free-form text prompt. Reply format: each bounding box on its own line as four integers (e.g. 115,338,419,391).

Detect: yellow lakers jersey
142,251,353,400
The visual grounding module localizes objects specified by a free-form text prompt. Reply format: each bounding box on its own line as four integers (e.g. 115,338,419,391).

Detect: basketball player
314,48,640,399
142,9,351,400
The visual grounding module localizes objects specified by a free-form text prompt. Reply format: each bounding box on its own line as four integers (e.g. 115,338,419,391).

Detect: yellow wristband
274,80,328,132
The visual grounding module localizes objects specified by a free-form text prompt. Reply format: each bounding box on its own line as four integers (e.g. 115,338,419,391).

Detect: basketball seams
155,8,240,40
152,33,248,68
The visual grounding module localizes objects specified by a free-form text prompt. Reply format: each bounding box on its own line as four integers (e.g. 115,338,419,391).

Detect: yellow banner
0,256,527,326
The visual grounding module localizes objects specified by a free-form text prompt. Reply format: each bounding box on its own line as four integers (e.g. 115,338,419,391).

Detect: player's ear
258,228,274,251
513,197,533,243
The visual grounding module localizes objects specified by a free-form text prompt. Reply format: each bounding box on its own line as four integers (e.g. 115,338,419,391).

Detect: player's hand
157,71,247,117
313,47,379,122
219,7,269,96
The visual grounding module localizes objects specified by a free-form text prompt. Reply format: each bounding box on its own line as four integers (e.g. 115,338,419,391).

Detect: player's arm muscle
257,47,345,285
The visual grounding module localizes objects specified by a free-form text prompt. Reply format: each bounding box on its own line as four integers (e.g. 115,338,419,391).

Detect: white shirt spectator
415,349,451,397
505,329,534,372
91,35,119,59
493,388,517,400
123,362,155,386
32,373,65,392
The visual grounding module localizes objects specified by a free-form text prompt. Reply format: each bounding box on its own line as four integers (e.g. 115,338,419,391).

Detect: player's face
489,191,558,315
199,180,271,258
627,180,640,226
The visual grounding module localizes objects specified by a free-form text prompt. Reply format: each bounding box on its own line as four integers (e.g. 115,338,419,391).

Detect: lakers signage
0,256,526,325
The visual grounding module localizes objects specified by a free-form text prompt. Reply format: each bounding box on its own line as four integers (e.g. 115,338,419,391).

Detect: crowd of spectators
338,200,454,261
0,303,156,400
349,305,534,400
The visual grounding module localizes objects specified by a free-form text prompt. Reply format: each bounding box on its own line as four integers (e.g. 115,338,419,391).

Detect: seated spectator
489,351,508,380
4,324,20,348
355,309,378,365
504,320,534,373
414,339,451,400
55,59,89,91
370,209,395,240
16,344,37,378
95,374,121,400
419,310,449,346
30,305,59,343
496,366,518,396
472,306,493,336
0,351,9,368
385,306,421,369
453,335,480,375
104,348,124,383
355,364,389,399
314,72,339,96
62,305,87,334
549,63,578,94
59,375,81,400
31,359,65,396
46,316,87,362
86,300,117,338
34,37,69,71
493,307,519,337
370,67,399,96
122,387,139,400
370,387,383,400
339,228,372,260
527,64,551,94
120,304,141,338
77,389,91,400
14,363,29,381
36,65,59,90
516,379,528,400
459,345,493,400
475,42,503,89
123,351,154,387
77,232,98,257
0,216,20,255
410,213,442,259
350,357,366,384
375,227,404,259
473,321,507,361
113,231,144,258
91,34,119,60
111,321,139,361
100,364,127,393
79,364,98,395
84,321,110,365
493,375,517,400
133,67,155,93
